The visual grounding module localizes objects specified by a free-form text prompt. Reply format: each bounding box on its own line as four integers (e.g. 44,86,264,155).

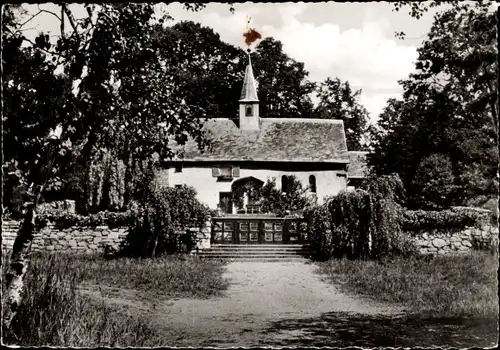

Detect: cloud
21,3,419,121
169,3,418,121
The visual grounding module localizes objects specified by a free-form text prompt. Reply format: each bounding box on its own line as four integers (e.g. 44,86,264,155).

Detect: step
198,252,310,257
198,250,311,256
212,244,309,248
209,247,309,251
199,250,310,254
206,248,310,253
199,257,310,262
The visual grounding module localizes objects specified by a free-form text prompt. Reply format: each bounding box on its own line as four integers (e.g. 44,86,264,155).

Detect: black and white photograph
1,1,498,348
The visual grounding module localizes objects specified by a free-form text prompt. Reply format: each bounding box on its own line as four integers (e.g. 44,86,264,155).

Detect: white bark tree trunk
3,136,60,332
3,203,37,331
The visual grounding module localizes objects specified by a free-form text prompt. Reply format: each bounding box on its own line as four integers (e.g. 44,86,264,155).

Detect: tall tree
251,37,316,119
2,3,232,330
150,25,319,120
152,21,244,119
371,1,498,208
394,0,497,136
313,78,371,150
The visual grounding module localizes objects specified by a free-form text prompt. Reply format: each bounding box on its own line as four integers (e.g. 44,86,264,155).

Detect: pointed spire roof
239,52,259,102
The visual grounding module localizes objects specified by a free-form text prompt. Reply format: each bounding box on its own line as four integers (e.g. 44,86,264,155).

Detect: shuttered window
212,167,221,177
232,166,240,177
212,166,240,178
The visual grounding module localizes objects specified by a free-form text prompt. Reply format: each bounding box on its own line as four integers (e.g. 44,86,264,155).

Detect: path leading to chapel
147,261,403,347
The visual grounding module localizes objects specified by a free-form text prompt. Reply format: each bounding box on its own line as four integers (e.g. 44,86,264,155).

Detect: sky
17,2,442,122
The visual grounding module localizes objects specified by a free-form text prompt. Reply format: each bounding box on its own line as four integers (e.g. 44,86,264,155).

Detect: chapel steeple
239,50,260,130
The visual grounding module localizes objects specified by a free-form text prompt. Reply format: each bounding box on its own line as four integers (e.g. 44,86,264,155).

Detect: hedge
304,190,413,260
35,211,132,230
304,198,491,261
400,208,487,231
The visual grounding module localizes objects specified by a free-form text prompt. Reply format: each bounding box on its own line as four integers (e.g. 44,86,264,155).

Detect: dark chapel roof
171,118,350,163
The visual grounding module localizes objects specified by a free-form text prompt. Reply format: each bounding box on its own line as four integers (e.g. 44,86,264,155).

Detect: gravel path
145,261,403,347
80,261,497,347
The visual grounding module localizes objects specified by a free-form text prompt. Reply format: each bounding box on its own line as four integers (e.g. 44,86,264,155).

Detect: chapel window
309,175,317,193
281,175,290,193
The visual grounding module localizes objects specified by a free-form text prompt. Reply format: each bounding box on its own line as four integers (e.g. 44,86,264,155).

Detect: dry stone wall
411,224,498,255
2,220,211,254
2,221,128,253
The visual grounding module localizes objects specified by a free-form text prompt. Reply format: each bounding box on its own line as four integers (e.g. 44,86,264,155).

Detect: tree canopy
370,1,498,209
313,78,371,150
2,2,232,330
251,37,316,119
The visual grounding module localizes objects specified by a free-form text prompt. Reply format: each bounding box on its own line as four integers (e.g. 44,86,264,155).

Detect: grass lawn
2,252,229,346
76,253,229,299
316,250,498,319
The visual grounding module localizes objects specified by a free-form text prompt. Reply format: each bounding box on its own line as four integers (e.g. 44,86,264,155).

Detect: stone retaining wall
411,224,498,255
2,220,211,254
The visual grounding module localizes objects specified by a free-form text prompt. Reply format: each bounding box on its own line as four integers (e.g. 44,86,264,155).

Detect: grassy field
2,252,229,346
317,250,498,319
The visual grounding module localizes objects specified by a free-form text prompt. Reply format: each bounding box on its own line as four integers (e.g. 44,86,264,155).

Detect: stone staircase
196,244,311,262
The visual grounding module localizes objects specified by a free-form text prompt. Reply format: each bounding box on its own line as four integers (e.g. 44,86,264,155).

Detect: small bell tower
239,49,260,130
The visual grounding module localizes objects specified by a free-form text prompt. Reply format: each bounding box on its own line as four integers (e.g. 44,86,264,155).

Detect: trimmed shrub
361,173,405,204
35,210,132,230
304,203,333,261
306,174,493,261
327,191,372,259
306,174,415,261
120,185,210,258
400,208,485,231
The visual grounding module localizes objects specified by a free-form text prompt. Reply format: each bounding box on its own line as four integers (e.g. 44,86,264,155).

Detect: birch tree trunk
3,138,59,331
3,203,38,331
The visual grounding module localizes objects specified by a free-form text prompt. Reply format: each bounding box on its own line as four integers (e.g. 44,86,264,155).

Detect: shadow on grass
260,312,498,348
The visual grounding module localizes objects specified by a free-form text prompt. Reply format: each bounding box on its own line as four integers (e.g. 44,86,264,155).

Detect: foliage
303,204,332,260
82,148,156,214
410,153,459,209
3,3,219,218
1,253,167,346
360,173,405,204
306,175,415,261
2,252,229,346
2,161,28,219
305,173,490,261
260,176,309,217
151,21,244,119
121,185,210,258
317,251,498,318
35,210,132,230
313,78,371,150
252,37,316,119
306,191,372,260
369,1,498,208
148,24,319,121
400,209,485,232
392,1,460,21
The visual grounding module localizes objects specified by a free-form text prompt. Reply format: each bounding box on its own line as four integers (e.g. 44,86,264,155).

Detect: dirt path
83,261,404,347
159,261,403,346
